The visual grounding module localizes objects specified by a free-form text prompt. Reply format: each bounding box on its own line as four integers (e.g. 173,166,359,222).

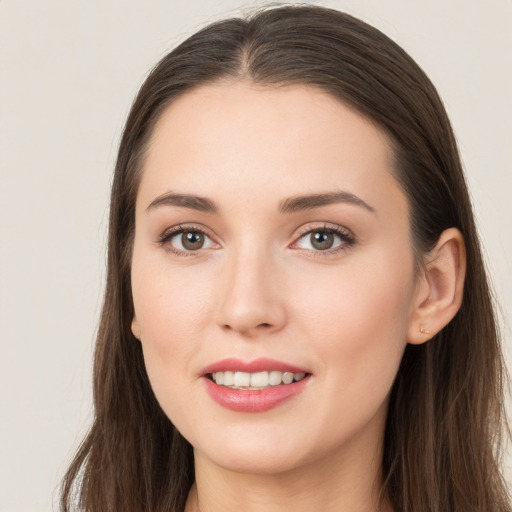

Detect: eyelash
157,223,355,258
158,224,216,258
292,224,355,256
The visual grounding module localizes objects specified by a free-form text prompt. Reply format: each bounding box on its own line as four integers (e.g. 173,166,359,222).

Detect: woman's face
131,82,420,475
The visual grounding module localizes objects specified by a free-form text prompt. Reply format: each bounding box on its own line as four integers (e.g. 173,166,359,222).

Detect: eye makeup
291,223,355,257
156,221,356,259
157,223,218,257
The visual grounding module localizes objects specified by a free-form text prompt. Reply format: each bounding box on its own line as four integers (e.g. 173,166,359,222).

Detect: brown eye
163,228,216,254
310,231,334,250
293,226,354,253
181,231,205,250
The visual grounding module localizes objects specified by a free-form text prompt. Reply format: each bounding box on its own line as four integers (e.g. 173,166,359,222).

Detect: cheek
132,253,214,342
299,257,412,334
131,261,211,431
131,249,201,369
294,247,414,388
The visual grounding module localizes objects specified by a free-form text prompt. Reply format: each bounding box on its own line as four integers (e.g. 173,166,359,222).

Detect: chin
188,425,332,477
199,446,308,476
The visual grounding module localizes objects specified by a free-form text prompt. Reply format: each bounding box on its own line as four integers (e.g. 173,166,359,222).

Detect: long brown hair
61,5,511,511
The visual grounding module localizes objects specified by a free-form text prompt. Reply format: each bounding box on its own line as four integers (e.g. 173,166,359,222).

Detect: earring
419,325,431,335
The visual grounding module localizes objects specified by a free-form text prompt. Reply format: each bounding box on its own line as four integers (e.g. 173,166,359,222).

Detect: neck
185,425,392,512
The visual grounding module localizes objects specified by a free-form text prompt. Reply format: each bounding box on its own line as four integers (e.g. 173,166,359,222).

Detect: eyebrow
279,191,375,214
145,190,375,215
146,192,217,213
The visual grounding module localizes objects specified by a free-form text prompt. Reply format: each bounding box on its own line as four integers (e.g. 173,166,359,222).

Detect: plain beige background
1,1,510,510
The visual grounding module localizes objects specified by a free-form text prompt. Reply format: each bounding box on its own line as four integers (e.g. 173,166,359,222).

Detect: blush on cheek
303,267,410,372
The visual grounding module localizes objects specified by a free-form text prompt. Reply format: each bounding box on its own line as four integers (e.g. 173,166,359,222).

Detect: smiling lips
211,370,307,388
201,358,311,412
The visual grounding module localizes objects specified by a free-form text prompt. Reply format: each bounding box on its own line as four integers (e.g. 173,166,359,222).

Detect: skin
131,82,465,512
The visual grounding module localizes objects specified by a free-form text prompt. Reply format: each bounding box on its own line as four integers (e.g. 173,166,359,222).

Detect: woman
60,5,511,511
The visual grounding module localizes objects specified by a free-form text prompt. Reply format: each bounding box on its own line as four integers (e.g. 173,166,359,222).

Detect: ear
407,228,466,344
131,316,141,341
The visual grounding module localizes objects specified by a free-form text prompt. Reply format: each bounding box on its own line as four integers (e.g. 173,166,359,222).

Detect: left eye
294,229,350,251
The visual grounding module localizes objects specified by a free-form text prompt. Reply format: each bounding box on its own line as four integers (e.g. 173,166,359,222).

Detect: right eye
160,227,217,255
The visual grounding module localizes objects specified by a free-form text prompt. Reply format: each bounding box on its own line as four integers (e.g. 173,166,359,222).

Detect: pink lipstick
202,357,308,375
201,358,311,413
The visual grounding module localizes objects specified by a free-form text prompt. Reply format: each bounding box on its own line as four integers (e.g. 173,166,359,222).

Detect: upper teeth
211,371,306,389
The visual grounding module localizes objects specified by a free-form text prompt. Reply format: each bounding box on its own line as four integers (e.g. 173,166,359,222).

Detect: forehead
138,81,404,216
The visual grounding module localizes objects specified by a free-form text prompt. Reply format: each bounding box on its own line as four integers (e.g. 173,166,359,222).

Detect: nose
216,248,287,338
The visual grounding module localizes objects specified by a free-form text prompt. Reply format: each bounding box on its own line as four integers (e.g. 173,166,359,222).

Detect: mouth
201,358,312,412
208,370,308,389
